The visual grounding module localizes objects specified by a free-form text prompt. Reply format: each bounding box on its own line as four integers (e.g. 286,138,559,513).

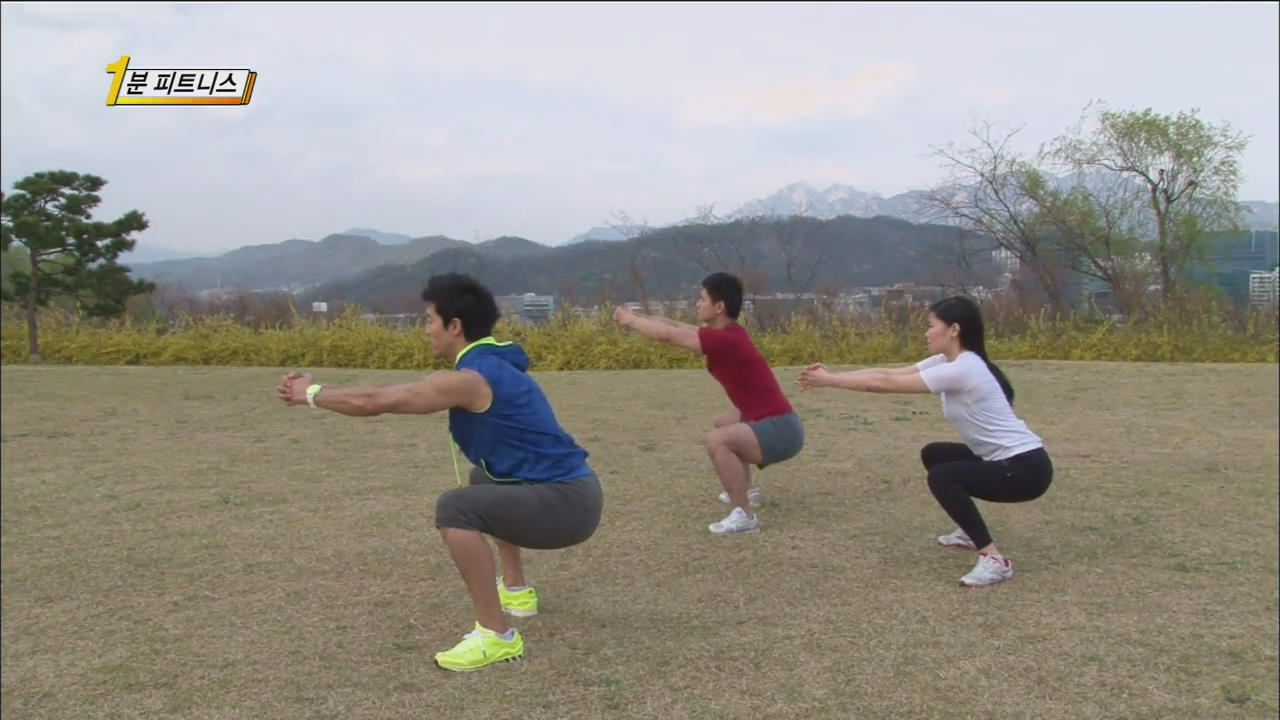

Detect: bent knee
920,443,951,470
926,466,957,491
713,412,739,429
434,488,468,524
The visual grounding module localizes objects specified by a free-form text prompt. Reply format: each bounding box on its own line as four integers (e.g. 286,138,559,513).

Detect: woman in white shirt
797,296,1053,587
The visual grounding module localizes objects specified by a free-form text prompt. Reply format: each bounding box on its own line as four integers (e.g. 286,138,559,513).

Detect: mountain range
1241,201,1279,231
129,234,467,291
123,182,1279,294
727,183,943,224
302,214,980,313
559,182,1279,244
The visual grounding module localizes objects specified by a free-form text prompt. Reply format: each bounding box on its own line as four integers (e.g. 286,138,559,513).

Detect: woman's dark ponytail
928,296,1014,404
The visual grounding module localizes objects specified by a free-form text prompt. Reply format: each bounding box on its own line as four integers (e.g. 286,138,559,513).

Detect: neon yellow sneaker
497,579,539,617
433,622,525,672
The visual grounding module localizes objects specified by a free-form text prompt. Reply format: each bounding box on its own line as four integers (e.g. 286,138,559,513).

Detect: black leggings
921,443,1053,549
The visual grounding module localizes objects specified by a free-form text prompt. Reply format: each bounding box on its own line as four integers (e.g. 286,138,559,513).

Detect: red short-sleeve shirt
697,323,794,422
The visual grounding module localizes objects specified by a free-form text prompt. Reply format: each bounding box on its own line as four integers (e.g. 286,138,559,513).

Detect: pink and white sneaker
960,553,1014,587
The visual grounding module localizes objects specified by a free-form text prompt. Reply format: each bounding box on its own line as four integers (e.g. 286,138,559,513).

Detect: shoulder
958,351,990,373
955,352,996,385
916,354,946,371
699,323,751,354
460,347,519,367
457,354,517,383
700,322,750,340
439,367,492,391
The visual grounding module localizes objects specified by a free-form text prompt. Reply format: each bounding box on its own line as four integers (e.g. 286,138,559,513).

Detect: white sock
497,628,517,642
505,584,528,593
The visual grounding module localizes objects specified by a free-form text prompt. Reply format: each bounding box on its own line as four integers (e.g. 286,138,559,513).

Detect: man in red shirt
614,272,805,535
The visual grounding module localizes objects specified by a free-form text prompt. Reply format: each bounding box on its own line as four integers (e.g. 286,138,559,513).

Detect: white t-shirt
915,351,1043,461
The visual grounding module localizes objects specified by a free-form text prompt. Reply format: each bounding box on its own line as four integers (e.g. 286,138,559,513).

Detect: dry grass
2,362,1277,719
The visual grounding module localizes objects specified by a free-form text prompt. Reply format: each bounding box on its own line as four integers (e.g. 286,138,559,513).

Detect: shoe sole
959,576,1012,588
503,608,538,618
959,568,1014,587
435,654,525,672
710,527,761,537
937,541,977,551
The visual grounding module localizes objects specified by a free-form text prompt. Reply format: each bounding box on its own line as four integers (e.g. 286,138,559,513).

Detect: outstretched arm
797,364,930,394
277,369,492,416
614,307,702,354
830,364,922,378
635,311,701,333
875,364,924,376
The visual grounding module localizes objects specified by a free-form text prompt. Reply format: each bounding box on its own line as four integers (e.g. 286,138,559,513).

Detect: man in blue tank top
276,273,602,672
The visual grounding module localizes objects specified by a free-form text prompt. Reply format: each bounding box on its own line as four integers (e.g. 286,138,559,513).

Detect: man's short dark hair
421,273,500,341
701,272,744,320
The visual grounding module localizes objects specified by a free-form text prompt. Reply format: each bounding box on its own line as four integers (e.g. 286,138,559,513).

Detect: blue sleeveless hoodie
449,338,591,483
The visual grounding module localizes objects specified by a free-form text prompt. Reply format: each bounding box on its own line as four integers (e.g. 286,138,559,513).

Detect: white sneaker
960,553,1013,587
937,528,977,550
709,507,760,536
718,487,763,507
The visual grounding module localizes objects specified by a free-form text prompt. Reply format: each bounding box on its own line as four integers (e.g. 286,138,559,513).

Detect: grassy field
2,362,1277,719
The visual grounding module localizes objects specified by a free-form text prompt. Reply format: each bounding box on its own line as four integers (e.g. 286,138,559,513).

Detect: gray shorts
434,467,603,550
749,411,805,469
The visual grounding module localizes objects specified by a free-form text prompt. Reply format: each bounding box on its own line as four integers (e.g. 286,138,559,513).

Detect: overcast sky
2,2,1276,255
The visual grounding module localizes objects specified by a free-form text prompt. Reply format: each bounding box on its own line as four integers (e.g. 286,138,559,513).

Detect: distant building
992,247,1020,273
1190,230,1280,305
498,293,556,323
841,284,950,314
198,288,240,302
360,312,419,329
622,301,674,314
1249,267,1279,309
748,293,818,326
1076,231,1279,311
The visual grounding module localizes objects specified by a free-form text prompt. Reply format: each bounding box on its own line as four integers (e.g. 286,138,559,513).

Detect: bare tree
146,282,203,319
676,204,732,273
607,210,652,311
771,213,826,294
924,121,1074,316
556,273,581,316
925,227,999,296
692,205,770,285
